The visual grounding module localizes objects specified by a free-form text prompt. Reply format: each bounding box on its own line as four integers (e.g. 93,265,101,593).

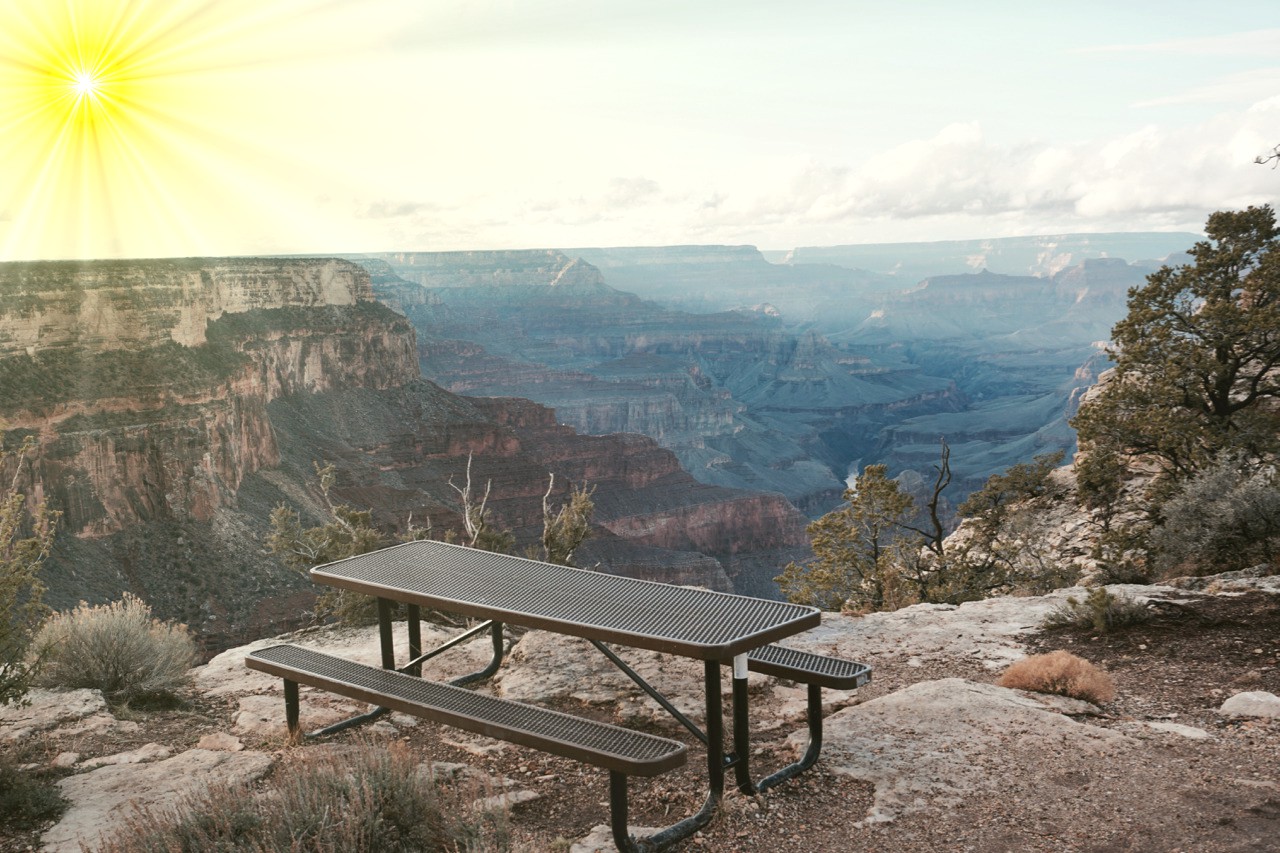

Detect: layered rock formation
366,250,959,514
0,257,808,648
542,245,1180,500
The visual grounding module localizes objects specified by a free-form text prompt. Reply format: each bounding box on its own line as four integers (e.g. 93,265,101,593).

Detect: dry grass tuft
999,650,1116,705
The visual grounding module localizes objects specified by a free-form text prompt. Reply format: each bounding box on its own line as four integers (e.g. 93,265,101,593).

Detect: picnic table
247,540,870,852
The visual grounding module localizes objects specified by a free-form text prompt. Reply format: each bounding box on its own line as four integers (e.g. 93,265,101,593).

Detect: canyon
0,258,807,649
368,235,1191,510
0,232,1200,646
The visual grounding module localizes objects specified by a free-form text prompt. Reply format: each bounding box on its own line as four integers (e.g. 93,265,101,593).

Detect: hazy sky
2,0,1278,260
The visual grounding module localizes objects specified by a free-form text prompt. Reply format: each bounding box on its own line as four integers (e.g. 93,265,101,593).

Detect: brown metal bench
246,644,687,852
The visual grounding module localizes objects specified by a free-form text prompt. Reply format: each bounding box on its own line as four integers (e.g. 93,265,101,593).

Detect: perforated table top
311,539,820,659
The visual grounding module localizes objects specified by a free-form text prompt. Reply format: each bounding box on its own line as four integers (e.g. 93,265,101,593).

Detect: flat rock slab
807,677,1129,825
572,824,667,853
1220,690,1280,718
792,584,1190,673
196,621,496,698
43,747,273,852
496,631,741,725
0,688,106,741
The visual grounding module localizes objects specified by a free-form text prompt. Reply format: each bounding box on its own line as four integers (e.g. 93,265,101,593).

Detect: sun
0,0,353,261
71,68,103,100
0,0,394,261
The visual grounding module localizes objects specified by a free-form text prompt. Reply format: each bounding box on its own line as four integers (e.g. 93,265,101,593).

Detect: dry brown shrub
998,650,1116,704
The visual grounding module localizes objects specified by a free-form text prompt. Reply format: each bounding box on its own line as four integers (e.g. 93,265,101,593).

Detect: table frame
308,540,827,851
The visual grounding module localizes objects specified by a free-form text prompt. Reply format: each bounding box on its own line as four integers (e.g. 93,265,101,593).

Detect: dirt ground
3,589,1278,853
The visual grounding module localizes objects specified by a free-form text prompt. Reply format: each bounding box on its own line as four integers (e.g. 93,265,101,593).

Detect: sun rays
0,0,380,261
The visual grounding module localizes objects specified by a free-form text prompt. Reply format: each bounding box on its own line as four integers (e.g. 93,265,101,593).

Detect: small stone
52,752,80,769
473,788,540,812
196,732,244,752
1144,722,1212,740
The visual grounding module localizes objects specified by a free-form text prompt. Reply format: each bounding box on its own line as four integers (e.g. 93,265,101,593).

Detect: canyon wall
0,257,369,355
0,257,808,647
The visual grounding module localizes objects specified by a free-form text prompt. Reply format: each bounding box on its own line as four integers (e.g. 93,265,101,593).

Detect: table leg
406,604,422,677
377,597,395,669
622,660,723,851
730,653,759,795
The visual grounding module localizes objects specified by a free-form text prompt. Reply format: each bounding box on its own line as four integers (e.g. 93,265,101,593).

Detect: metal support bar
731,665,757,794
450,621,505,687
590,640,708,746
310,617,504,739
306,704,390,737
399,619,497,674
377,597,395,669
284,679,299,736
611,660,723,852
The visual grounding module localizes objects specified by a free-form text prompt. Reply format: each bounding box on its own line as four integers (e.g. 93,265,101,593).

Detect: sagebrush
1042,587,1150,634
1151,454,1280,576
999,650,1116,704
97,741,516,853
31,594,195,705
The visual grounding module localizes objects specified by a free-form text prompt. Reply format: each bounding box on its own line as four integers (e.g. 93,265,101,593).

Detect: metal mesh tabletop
311,539,820,659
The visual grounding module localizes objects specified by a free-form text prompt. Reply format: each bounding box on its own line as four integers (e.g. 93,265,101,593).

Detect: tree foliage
267,462,389,625
539,475,594,567
776,444,1078,613
0,435,58,706
1073,206,1280,487
776,464,915,612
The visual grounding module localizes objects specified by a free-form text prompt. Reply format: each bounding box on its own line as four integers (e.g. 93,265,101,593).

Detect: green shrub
31,594,195,705
0,753,66,832
1042,587,1151,634
98,741,514,852
1151,455,1280,576
998,650,1116,704
1,433,58,706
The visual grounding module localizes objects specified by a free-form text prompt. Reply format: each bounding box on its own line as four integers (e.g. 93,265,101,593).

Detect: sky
0,0,1278,261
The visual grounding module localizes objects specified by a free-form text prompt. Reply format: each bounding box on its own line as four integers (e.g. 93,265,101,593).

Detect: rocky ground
2,575,1278,853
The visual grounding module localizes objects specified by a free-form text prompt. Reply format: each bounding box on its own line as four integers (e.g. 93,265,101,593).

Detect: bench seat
726,644,872,690
245,644,686,777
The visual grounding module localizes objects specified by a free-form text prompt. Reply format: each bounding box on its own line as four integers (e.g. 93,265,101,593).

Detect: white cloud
1136,68,1280,108
1079,28,1280,56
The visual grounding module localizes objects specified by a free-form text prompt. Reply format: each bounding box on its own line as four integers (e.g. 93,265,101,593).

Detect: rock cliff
0,257,808,648
366,250,964,514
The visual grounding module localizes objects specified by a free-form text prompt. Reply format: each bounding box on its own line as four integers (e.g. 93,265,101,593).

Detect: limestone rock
1142,721,1212,740
196,732,244,751
232,692,363,740
473,788,540,812
0,688,106,741
807,678,1128,825
43,747,273,852
1220,690,1280,719
572,823,667,853
52,752,80,769
80,742,172,770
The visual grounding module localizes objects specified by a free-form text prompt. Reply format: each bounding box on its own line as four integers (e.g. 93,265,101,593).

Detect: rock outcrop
0,257,808,646
10,577,1276,852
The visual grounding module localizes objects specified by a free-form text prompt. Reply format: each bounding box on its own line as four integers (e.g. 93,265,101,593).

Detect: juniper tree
1073,206,1280,492
775,464,914,612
